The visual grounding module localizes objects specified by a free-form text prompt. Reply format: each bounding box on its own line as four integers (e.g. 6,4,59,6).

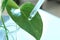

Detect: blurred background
43,0,60,17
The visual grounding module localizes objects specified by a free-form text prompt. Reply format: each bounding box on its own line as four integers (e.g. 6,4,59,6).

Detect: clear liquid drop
28,12,36,21
28,17,32,21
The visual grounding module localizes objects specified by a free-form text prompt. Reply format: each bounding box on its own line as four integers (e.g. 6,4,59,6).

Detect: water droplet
11,8,21,16
28,10,36,21
28,17,32,21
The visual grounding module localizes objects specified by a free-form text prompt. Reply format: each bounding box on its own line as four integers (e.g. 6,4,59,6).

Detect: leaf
2,0,8,12
6,0,43,40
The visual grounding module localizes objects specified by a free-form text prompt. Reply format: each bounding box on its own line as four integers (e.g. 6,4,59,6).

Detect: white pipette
28,0,45,20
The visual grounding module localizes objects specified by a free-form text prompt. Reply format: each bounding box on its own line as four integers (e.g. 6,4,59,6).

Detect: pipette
28,0,45,20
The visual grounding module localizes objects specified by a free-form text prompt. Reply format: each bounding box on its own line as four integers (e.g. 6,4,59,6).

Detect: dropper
28,0,45,20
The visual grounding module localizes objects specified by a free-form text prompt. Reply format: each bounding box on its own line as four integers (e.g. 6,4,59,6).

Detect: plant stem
1,16,9,40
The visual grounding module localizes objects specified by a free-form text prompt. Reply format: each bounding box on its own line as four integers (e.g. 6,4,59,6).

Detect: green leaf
6,0,43,40
2,0,8,12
